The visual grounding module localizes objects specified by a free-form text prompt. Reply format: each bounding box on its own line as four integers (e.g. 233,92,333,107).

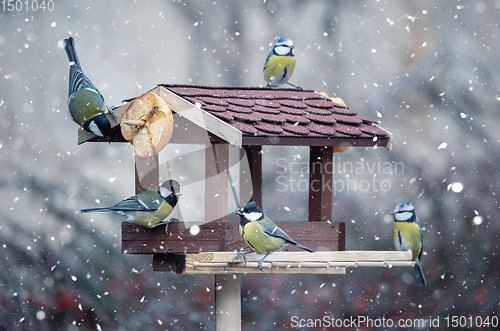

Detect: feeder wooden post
205,143,241,330
308,146,333,222
215,274,241,331
243,145,262,205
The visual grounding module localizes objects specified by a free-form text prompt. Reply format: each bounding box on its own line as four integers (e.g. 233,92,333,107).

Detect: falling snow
0,1,498,330
437,142,447,149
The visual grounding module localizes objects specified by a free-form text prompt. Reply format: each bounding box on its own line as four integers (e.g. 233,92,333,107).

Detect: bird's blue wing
263,51,273,69
68,64,100,96
109,190,163,212
264,226,298,245
415,217,424,260
415,217,424,239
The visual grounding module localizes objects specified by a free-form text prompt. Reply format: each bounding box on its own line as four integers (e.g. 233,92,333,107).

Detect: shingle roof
159,84,390,147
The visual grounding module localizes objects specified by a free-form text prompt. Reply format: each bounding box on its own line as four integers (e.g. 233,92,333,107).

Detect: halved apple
331,96,350,152
329,97,347,108
333,145,350,153
121,92,174,157
319,92,350,153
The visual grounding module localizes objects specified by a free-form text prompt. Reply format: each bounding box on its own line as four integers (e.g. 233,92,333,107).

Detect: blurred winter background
1,0,499,329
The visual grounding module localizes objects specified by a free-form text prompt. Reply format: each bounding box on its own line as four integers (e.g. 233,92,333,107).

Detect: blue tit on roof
263,38,301,89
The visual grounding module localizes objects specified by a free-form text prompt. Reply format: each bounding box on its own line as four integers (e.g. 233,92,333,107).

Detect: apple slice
319,92,350,153
329,97,347,108
121,92,174,157
330,97,350,152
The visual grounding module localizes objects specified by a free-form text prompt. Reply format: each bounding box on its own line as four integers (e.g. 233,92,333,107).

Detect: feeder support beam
308,146,333,222
215,274,241,331
243,145,262,206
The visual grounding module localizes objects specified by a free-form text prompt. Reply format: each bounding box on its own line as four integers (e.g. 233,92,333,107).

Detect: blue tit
64,36,116,142
81,180,181,233
233,201,313,271
263,38,300,88
392,202,427,285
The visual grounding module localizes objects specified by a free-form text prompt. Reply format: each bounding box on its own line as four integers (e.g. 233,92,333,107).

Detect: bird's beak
234,210,243,216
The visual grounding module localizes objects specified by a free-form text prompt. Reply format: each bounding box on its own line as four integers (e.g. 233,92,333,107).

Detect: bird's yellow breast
392,221,422,261
264,56,296,83
240,221,284,255
128,201,173,228
69,88,106,125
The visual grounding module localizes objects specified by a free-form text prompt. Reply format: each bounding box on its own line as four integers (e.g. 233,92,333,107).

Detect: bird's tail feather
413,259,427,286
294,243,314,253
64,37,82,71
81,207,111,213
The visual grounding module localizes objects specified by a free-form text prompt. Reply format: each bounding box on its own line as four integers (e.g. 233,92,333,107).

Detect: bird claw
233,252,270,271
257,253,271,272
257,257,267,272
233,252,249,266
108,106,117,122
152,217,178,234
286,82,302,90
164,218,179,233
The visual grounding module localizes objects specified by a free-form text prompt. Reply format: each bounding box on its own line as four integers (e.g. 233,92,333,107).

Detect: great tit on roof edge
81,180,181,233
234,201,313,271
392,202,427,285
64,36,116,142
263,38,300,89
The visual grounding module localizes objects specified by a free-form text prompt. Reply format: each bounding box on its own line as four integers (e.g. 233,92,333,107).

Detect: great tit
263,38,300,88
392,202,427,285
233,201,313,271
81,180,181,233
64,36,116,142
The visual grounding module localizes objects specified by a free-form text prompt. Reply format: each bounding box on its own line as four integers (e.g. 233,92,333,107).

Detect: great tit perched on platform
263,38,300,88
392,202,427,285
64,36,116,142
233,201,313,271
81,180,181,233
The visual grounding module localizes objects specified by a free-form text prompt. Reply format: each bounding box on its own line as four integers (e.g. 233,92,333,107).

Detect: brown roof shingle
160,84,389,146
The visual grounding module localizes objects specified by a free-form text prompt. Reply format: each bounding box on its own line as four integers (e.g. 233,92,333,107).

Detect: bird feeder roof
160,84,391,148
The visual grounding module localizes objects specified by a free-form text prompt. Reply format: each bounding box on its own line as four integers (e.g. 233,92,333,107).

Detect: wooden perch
153,250,413,274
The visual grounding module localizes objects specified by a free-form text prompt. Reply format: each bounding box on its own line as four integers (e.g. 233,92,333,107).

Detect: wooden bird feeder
79,84,412,330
